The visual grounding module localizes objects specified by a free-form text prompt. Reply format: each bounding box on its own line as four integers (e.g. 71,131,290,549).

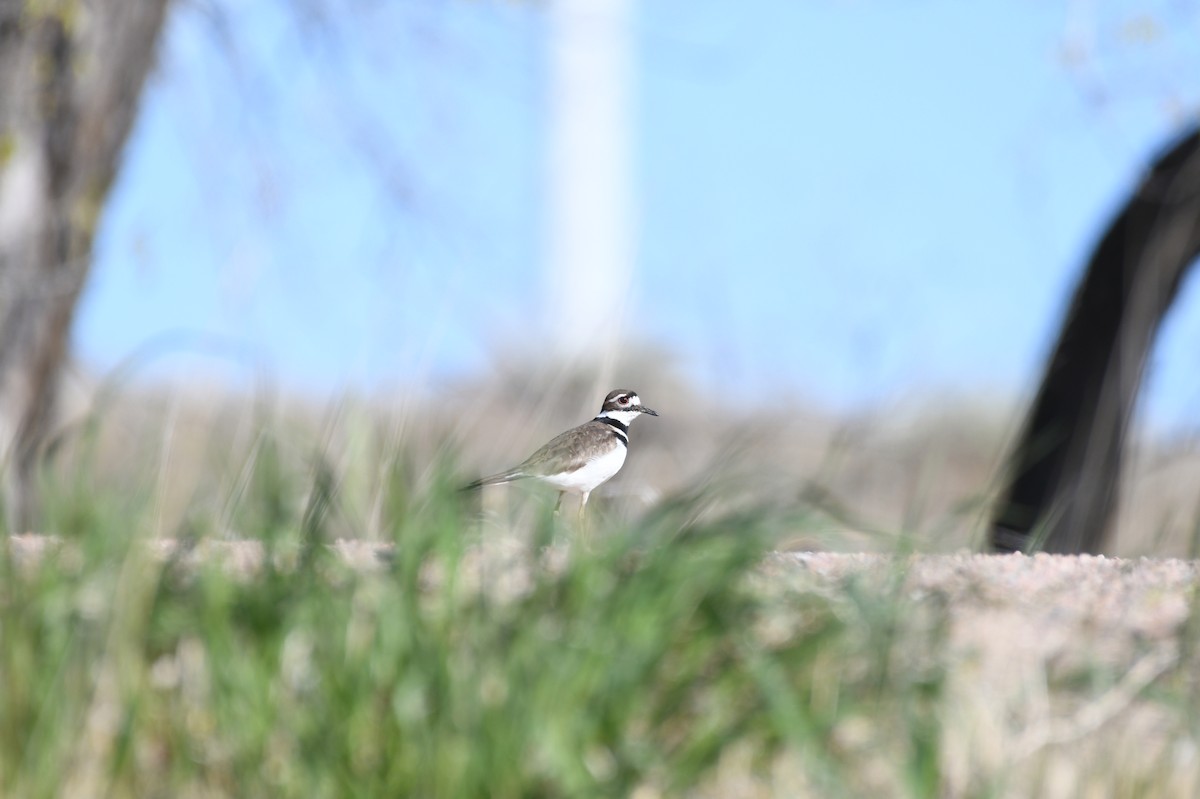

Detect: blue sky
77,1,1200,428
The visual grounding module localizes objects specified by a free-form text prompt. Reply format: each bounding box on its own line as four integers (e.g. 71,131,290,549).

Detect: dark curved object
991,127,1200,554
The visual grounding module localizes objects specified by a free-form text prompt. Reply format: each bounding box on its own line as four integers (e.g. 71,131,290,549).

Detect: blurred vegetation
0,391,954,797
2,373,1200,795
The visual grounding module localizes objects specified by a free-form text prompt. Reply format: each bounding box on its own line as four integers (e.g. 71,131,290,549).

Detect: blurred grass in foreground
5,372,1200,796
0,445,948,798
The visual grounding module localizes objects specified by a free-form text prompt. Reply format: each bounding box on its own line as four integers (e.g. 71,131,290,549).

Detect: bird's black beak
638,406,659,417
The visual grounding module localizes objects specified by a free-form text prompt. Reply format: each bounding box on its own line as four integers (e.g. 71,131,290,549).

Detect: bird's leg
553,492,565,516
577,492,595,549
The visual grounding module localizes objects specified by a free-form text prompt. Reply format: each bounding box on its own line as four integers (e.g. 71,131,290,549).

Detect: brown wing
517,420,620,476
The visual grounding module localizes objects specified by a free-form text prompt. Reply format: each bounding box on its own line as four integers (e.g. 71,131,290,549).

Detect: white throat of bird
596,408,642,426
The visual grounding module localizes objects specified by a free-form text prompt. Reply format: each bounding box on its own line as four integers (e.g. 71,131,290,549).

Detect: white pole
545,0,634,361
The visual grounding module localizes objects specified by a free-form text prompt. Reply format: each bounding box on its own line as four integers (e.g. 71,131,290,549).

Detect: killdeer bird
465,389,659,515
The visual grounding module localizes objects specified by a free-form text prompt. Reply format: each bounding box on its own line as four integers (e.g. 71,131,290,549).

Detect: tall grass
10,378,1200,796
0,399,953,798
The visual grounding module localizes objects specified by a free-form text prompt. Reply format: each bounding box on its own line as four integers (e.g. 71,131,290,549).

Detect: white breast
537,445,627,495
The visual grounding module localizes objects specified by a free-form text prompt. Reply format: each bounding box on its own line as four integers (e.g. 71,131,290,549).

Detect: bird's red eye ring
619,396,631,405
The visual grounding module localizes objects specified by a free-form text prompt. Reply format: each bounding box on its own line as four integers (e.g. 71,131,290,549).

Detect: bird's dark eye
619,396,631,405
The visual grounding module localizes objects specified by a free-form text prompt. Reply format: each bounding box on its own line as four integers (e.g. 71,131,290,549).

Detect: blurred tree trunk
990,127,1200,554
0,1,170,530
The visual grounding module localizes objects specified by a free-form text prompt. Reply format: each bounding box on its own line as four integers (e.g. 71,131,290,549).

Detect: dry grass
51,358,1200,557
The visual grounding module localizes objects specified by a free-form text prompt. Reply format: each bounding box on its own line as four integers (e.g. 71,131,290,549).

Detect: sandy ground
777,551,1200,796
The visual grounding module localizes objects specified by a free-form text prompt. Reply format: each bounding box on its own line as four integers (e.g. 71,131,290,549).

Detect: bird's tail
461,470,525,491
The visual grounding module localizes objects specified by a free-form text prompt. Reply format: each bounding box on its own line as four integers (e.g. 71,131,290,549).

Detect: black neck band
596,416,629,435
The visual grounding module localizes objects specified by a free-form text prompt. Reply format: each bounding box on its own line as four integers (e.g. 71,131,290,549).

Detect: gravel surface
781,550,1198,652
773,551,1200,796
